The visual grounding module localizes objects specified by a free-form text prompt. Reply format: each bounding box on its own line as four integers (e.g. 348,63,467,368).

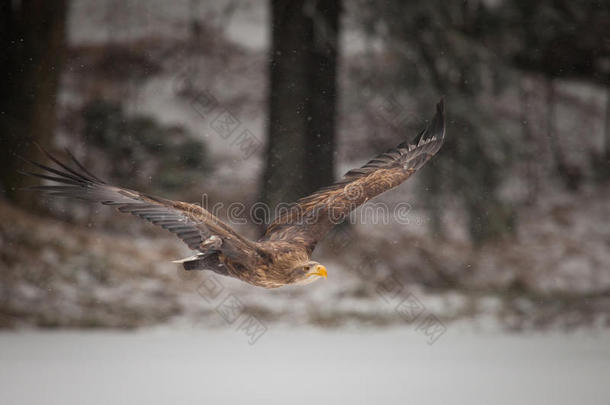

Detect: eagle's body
23,101,446,288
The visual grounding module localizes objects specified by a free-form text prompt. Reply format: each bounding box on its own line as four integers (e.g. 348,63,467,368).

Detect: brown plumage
21,100,446,288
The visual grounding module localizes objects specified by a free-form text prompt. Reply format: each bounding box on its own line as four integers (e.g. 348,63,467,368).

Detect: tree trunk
0,0,68,204
262,0,340,210
605,86,610,163
305,0,339,193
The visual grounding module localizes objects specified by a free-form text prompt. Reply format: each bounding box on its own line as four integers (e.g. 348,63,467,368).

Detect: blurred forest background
1,0,609,331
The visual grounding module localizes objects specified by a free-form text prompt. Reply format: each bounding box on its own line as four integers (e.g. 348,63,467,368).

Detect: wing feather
21,150,258,259
262,100,446,250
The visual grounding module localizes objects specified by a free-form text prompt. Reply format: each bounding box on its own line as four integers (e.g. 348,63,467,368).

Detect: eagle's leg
180,252,228,276
172,236,226,274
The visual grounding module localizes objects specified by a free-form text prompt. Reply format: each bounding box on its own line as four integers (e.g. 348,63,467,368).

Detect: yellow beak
314,265,327,279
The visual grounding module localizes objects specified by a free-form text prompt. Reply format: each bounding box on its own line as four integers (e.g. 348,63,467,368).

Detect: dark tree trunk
304,0,339,193
605,87,610,163
0,0,68,204
262,0,340,209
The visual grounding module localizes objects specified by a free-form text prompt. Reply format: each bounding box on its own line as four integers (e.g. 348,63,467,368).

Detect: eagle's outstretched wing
20,148,258,262
262,99,446,251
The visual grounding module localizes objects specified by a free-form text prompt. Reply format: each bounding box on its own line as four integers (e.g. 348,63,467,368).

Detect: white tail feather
171,254,204,264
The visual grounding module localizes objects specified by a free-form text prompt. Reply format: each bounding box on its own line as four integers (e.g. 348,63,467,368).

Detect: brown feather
261,99,446,252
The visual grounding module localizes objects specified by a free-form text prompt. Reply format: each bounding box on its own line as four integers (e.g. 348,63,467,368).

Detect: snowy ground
1,326,609,405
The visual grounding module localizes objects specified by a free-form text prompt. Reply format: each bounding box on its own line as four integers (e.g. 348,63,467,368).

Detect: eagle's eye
304,264,328,279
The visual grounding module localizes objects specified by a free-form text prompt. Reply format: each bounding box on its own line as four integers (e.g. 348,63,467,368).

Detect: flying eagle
22,100,446,288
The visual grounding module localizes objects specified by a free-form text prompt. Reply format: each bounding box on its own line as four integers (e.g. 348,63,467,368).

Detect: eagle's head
290,261,327,285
